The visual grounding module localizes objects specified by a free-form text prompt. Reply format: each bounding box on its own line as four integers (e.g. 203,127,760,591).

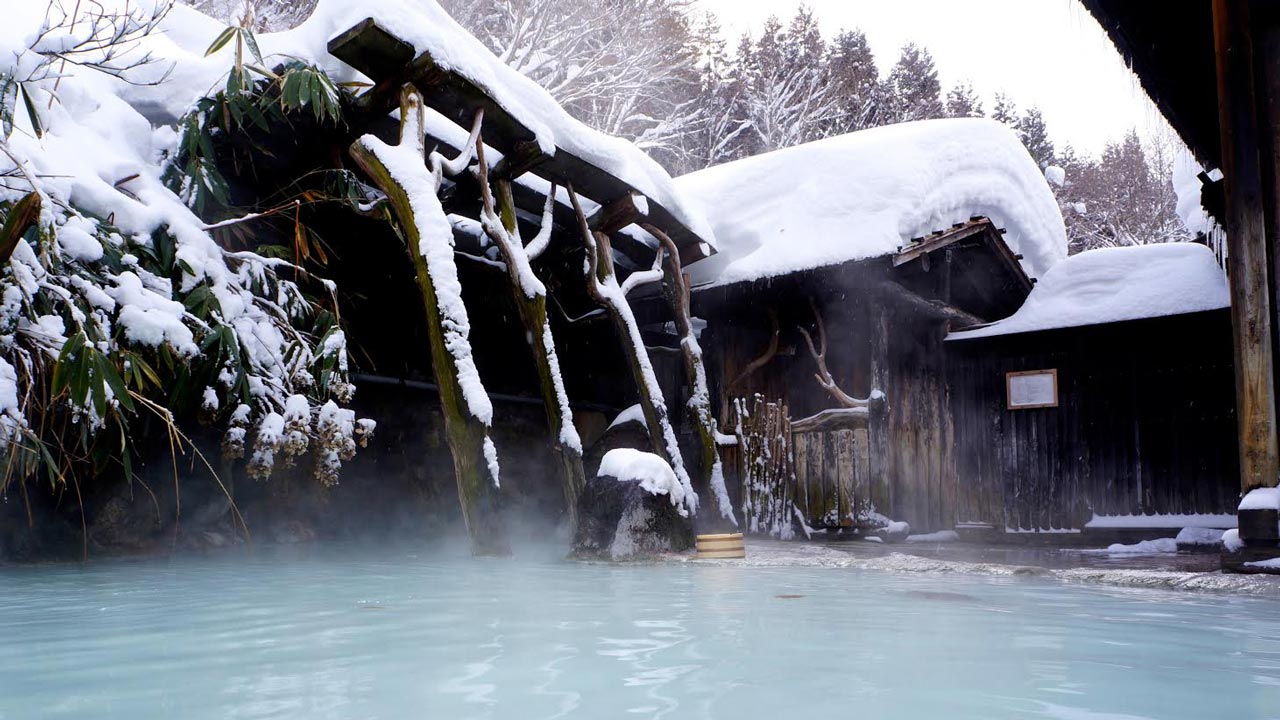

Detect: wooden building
676,119,1244,540
946,244,1237,535
692,217,1030,534
672,119,1065,535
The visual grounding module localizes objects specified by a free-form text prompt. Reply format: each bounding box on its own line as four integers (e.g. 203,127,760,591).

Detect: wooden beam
590,193,648,235
877,280,986,329
1213,0,1280,492
327,19,713,265
893,219,989,267
328,18,415,80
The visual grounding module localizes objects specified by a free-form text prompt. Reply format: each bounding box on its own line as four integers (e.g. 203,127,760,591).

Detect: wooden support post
475,140,587,531
644,223,735,527
867,305,893,515
349,87,507,555
1213,0,1280,494
568,185,698,515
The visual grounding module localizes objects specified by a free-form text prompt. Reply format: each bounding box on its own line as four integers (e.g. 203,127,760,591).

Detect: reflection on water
1,542,1278,720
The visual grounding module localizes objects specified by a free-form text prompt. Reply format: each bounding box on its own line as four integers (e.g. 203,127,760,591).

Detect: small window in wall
1006,369,1058,409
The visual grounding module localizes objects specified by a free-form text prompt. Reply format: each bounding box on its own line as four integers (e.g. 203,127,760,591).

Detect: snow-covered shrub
0,0,373,495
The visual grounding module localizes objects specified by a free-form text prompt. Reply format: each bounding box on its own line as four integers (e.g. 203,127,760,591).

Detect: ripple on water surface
1,543,1279,720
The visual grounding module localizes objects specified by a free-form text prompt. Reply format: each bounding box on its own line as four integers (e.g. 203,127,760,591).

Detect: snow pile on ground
904,530,959,544
1093,538,1179,555
675,117,1066,288
1175,526,1225,546
949,243,1229,340
599,448,689,516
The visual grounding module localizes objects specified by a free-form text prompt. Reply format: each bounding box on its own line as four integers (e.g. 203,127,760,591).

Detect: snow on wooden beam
327,19,713,267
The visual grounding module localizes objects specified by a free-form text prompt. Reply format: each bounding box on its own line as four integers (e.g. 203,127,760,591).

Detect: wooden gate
727,396,795,538
791,410,874,529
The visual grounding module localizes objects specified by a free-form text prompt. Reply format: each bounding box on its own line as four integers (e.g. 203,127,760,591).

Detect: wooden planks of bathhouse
945,308,1240,533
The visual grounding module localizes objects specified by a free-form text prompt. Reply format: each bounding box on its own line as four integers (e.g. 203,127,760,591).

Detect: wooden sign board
1006,369,1058,409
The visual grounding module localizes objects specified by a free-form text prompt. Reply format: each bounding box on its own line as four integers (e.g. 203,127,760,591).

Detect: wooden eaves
328,18,713,268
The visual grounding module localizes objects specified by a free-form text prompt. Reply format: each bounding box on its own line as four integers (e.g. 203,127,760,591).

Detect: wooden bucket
695,532,746,559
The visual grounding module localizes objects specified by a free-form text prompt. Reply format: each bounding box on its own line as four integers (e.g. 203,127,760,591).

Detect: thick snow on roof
46,1,710,250
675,118,1067,288
276,0,713,247
948,243,1229,340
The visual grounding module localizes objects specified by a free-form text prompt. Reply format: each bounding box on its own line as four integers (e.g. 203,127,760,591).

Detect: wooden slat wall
947,310,1240,530
793,426,873,528
706,274,960,535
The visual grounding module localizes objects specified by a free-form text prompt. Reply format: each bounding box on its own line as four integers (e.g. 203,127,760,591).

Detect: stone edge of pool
667,542,1280,597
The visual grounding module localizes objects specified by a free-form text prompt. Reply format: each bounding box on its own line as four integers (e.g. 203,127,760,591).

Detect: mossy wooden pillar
644,223,735,527
1213,0,1280,495
568,186,698,514
475,142,587,530
349,87,507,555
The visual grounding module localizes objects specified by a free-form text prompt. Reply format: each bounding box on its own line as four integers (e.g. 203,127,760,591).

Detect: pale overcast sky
691,0,1173,158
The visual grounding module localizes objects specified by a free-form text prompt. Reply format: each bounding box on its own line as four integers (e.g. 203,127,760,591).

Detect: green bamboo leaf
133,355,162,390
204,26,238,57
281,70,301,110
89,355,108,420
242,28,264,64
51,332,85,395
120,429,133,483
99,355,133,413
245,63,278,80
19,83,43,138
0,74,17,139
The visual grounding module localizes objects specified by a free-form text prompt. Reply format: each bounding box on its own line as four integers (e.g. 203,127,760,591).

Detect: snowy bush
0,0,372,494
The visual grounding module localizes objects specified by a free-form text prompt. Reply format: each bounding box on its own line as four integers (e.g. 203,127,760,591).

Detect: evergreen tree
827,29,879,133
990,92,1019,126
734,9,838,154
1016,107,1055,168
945,81,983,118
878,43,944,125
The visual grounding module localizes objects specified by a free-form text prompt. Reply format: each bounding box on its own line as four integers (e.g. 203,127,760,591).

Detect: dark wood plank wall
701,268,958,533
946,309,1240,530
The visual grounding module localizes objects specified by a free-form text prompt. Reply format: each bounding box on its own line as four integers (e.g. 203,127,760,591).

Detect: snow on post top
673,118,1067,288
948,242,1229,340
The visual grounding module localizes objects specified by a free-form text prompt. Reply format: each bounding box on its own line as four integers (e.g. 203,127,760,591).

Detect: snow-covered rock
949,243,1229,340
675,117,1066,288
571,450,694,561
598,448,688,515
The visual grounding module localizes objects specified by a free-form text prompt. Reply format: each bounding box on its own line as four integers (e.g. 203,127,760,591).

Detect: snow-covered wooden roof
947,243,1230,340
674,118,1068,290
321,6,715,265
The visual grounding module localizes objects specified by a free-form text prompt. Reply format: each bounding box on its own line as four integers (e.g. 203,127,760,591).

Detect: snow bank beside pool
675,117,1066,288
949,243,1229,340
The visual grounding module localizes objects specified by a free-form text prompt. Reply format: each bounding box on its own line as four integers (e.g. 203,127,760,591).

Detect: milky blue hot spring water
2,542,1278,720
